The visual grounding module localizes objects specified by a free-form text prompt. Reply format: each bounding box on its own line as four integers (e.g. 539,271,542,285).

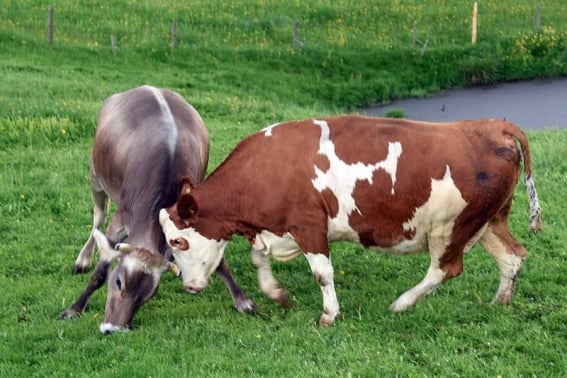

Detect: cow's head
158,178,228,294
92,230,180,334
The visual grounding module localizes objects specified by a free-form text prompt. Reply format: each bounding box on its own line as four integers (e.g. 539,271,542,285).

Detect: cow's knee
250,248,289,307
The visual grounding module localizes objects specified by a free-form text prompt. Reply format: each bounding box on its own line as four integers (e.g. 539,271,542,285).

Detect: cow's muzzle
100,322,131,335
185,285,204,294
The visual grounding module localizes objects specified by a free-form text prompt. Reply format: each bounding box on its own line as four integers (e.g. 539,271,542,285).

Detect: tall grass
1,1,566,377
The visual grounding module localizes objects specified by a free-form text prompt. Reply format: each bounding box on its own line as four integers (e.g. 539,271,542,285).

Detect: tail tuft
526,175,542,234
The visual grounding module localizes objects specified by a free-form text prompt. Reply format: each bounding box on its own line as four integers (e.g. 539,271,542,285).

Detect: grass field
1,1,566,377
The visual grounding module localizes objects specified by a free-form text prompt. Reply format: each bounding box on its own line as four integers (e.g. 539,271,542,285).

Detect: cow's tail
508,123,543,234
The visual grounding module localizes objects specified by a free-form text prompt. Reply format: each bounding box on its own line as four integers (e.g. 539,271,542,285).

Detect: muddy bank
364,77,567,129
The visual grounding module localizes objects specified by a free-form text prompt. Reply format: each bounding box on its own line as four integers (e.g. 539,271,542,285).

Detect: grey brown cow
60,85,254,333
160,116,542,327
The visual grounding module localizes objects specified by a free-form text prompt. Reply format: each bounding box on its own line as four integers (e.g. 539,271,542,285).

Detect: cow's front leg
250,247,289,307
215,257,256,314
60,260,112,319
305,252,339,327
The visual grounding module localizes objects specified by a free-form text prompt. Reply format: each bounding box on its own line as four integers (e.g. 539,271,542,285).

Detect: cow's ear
177,193,198,220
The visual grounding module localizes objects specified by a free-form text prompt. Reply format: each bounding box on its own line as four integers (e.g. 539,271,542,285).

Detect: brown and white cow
159,116,542,327
59,85,254,333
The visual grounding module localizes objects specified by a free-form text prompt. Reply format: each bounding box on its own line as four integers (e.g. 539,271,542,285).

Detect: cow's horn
166,262,181,276
116,243,132,253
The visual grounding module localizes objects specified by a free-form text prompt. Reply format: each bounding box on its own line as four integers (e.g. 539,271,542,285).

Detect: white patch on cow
383,165,469,254
100,322,130,334
310,119,402,242
253,230,302,262
146,86,177,155
262,122,281,137
122,254,152,275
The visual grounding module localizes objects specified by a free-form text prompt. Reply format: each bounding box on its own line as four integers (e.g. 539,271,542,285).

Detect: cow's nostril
185,285,202,294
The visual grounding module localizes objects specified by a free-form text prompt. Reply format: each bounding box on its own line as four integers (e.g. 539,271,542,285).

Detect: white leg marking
305,253,339,327
250,247,288,304
480,227,525,304
390,230,448,312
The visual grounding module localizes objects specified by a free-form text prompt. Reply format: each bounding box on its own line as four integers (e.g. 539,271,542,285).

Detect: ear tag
185,188,191,194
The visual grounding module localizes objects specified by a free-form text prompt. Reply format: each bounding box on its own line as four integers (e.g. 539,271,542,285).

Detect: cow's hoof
72,265,89,275
317,315,334,328
273,288,290,308
59,308,80,320
235,298,256,315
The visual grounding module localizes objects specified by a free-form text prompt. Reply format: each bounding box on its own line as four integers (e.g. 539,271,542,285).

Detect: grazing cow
159,116,542,327
60,85,254,333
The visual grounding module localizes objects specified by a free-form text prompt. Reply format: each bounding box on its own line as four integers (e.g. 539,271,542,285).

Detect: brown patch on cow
349,165,431,248
489,206,529,258
332,117,397,165
440,256,464,282
319,189,339,219
313,153,330,173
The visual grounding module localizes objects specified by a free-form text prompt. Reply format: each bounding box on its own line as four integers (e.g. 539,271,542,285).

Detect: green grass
1,1,567,377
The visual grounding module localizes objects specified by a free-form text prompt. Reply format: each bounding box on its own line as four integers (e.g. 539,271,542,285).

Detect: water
364,77,567,130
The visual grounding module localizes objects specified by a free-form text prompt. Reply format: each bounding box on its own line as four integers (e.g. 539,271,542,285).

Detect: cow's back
91,85,209,250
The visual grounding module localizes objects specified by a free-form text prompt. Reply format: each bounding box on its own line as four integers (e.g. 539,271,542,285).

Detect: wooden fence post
47,5,54,46
471,2,478,44
535,3,541,31
171,20,177,49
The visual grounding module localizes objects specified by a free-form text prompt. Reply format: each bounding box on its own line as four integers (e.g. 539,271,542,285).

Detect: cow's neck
192,172,256,242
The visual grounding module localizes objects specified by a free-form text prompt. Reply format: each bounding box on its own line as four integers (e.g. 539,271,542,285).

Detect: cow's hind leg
390,229,451,312
480,220,527,304
391,220,489,312
250,247,289,307
305,252,340,327
73,184,109,274
389,221,489,312
215,257,256,314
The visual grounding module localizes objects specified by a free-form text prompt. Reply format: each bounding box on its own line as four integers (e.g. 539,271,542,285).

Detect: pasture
1,1,566,376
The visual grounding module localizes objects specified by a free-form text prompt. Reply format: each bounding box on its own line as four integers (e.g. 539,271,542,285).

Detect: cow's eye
115,277,122,291
170,238,189,250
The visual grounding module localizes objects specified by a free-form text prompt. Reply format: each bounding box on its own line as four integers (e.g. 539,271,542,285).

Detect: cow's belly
253,231,303,262
327,217,430,255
